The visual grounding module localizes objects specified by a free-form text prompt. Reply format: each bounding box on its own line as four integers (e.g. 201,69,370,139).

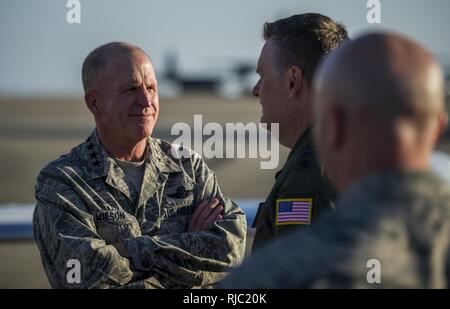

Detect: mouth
129,114,155,118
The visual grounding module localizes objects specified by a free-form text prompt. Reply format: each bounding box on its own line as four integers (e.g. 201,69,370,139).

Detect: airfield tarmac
0,95,290,288
1,94,449,288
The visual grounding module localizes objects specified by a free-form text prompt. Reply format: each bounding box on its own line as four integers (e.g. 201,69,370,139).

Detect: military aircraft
157,51,257,99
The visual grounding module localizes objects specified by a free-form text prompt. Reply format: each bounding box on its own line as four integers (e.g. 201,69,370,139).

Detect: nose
252,79,260,98
137,85,153,108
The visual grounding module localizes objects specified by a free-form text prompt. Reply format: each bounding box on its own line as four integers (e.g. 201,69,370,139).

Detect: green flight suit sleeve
273,183,335,237
252,146,336,251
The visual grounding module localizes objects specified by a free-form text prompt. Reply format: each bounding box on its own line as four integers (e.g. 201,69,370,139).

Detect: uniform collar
338,169,445,208
81,130,112,180
80,129,184,207
289,127,314,158
82,129,182,180
146,137,183,174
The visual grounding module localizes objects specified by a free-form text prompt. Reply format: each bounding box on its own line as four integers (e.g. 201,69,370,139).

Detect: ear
84,90,100,115
287,65,303,98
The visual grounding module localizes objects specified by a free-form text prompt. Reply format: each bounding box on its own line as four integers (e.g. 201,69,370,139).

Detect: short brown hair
263,13,349,84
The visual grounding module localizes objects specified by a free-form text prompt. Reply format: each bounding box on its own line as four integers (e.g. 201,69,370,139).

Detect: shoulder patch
275,198,313,225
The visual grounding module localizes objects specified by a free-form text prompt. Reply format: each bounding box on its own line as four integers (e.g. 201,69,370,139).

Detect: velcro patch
275,198,313,225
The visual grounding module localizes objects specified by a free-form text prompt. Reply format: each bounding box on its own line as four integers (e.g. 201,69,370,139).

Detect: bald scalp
314,32,445,125
82,42,150,92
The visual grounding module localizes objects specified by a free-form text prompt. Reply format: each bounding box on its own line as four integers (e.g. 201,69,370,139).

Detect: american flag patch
275,198,313,225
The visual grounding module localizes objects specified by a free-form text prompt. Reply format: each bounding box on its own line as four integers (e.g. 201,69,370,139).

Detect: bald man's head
81,42,150,92
313,32,447,191
315,32,445,123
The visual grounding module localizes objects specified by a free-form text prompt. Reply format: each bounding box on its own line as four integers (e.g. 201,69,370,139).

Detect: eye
124,87,136,93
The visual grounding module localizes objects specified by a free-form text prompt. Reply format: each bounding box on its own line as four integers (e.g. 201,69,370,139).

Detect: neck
340,156,430,192
282,112,311,149
338,131,431,191
282,124,307,149
282,92,312,149
96,128,147,161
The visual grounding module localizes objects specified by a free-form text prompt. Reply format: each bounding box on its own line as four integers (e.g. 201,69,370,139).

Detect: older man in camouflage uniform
33,42,247,288
220,32,450,288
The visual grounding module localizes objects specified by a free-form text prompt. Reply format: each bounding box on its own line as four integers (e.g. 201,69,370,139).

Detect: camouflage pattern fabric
33,130,247,288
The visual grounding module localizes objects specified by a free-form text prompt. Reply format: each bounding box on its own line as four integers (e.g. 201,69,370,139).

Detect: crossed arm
113,198,224,257
33,165,246,288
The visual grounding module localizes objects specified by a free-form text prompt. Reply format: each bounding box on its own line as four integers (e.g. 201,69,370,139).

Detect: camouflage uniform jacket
221,170,450,288
33,130,247,289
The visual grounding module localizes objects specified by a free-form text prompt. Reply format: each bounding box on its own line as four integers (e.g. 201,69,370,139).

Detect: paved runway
1,95,449,288
0,95,286,288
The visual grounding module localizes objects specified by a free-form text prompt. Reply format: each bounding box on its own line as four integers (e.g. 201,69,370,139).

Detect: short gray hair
81,42,148,92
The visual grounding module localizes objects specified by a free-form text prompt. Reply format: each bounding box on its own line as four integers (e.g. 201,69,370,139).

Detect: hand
187,198,224,232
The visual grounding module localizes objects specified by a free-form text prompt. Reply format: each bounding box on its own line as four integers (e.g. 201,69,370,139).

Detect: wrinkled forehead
110,50,153,72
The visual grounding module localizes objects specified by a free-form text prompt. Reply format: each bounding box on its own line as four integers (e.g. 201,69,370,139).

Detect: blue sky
0,0,449,96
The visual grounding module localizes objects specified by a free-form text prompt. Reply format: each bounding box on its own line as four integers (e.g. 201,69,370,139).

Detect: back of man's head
263,13,349,84
313,32,447,190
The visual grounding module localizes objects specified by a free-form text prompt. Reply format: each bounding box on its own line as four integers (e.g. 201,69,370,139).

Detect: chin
132,125,153,142
260,116,275,131
141,127,153,139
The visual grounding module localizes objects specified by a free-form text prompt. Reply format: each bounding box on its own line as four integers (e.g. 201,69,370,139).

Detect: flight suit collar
275,127,314,180
290,127,314,158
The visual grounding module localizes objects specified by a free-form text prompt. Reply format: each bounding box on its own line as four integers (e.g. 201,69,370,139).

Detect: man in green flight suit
33,42,247,288
220,32,450,288
251,13,348,251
